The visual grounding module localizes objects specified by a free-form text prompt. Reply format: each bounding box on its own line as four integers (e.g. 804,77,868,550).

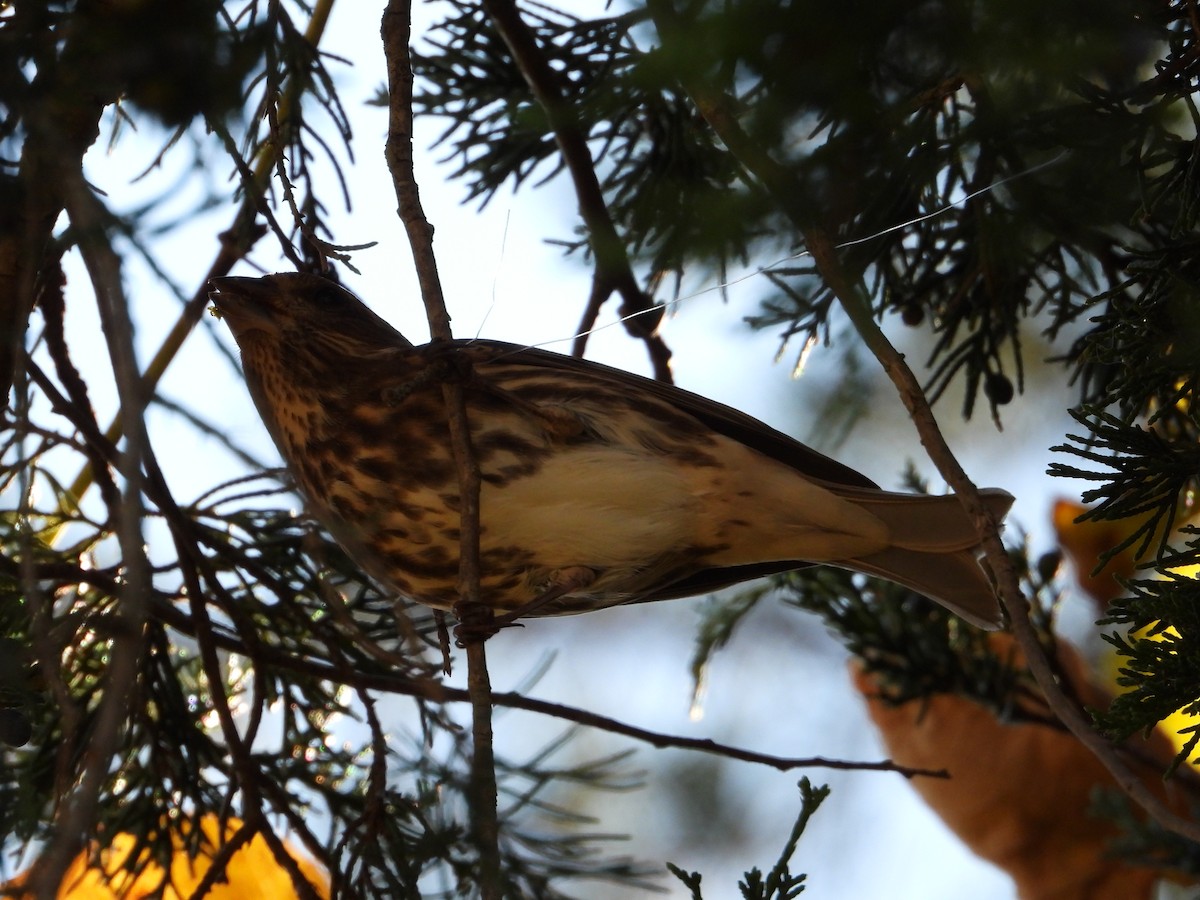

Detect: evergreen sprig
0,468,655,894
1049,409,1200,566
1097,569,1200,769
667,778,828,900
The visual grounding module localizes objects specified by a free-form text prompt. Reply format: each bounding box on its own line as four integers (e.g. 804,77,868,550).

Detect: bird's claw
452,568,597,645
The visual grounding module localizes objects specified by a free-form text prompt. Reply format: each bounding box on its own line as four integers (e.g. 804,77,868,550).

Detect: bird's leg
453,567,597,644
451,599,497,646
498,566,597,623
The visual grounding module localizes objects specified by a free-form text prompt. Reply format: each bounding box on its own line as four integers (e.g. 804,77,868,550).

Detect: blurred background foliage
3,0,1200,896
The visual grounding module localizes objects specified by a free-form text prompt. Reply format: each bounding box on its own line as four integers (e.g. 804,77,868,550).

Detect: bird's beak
208,276,280,339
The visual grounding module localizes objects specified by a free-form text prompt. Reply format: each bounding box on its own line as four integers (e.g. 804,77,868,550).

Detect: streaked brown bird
209,273,1013,629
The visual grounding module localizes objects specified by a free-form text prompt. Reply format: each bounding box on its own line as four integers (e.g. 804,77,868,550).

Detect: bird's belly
481,448,700,569
312,446,707,612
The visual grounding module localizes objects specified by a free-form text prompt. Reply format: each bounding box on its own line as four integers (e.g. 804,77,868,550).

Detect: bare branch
136,590,952,781
480,0,674,380
382,4,501,896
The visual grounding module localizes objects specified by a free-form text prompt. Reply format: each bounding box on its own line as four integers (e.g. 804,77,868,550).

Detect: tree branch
382,4,501,895
480,0,673,380
56,0,344,516
810,217,1200,846
132,589,951,780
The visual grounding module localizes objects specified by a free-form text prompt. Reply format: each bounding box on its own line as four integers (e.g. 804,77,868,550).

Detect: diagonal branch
809,232,1200,844
57,0,343,519
480,0,673,380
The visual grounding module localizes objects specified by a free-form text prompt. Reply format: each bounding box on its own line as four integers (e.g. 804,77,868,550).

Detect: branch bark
480,0,674,379
382,4,501,896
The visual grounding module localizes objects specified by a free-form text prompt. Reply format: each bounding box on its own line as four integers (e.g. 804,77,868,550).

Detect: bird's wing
447,340,878,602
462,340,879,490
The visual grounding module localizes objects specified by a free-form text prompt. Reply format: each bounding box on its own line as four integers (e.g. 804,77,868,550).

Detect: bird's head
209,273,412,364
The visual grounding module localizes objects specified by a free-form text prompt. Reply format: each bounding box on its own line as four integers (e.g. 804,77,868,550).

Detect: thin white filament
525,150,1069,351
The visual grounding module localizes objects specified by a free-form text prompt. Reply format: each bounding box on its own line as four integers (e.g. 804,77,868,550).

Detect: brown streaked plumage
209,273,1013,629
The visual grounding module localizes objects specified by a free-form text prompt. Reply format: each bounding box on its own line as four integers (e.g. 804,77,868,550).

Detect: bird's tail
835,487,1015,630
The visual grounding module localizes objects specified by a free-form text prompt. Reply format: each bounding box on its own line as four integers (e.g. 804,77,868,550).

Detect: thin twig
487,688,948,780
480,0,673,380
464,639,502,887
331,691,389,894
382,3,502,896
135,590,957,781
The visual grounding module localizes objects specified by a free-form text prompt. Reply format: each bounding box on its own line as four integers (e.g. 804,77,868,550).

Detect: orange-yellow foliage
2,815,329,900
